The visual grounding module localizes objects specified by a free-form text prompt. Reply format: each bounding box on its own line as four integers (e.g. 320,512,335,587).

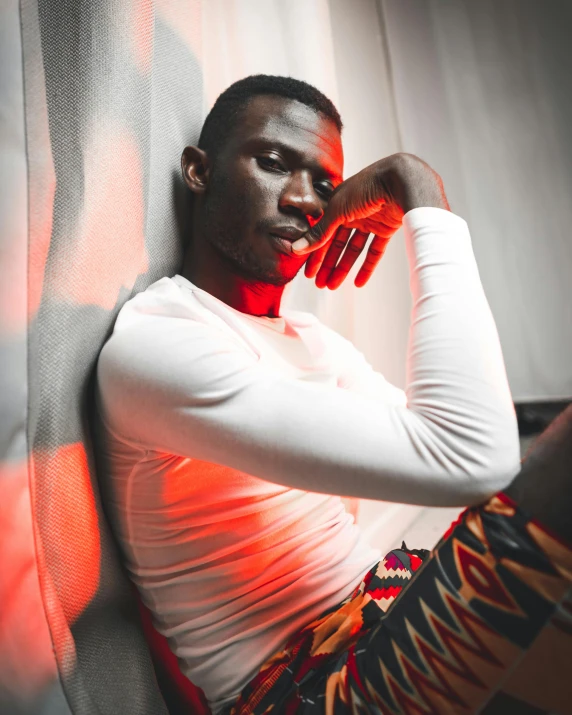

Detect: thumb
291,202,341,255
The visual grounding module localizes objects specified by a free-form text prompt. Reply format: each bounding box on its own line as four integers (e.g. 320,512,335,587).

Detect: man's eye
257,156,286,172
315,182,334,199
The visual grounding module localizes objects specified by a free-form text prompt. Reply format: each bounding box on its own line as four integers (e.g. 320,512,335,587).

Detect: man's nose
279,172,324,227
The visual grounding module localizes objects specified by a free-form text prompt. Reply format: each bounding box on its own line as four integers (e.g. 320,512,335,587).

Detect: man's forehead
234,95,343,176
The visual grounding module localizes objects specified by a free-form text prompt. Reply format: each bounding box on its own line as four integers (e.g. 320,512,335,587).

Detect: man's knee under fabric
228,492,572,715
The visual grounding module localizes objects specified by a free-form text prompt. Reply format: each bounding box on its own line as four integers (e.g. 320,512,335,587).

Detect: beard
198,173,303,287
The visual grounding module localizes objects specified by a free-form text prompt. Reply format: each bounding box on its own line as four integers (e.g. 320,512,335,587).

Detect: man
96,75,572,714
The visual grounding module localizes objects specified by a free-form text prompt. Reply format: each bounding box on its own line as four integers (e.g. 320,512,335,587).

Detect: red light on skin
50,125,149,311
269,233,295,255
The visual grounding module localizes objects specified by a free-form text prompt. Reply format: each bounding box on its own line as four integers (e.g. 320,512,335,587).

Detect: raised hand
292,153,449,289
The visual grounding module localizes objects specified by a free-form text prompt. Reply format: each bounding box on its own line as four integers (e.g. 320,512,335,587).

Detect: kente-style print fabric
228,494,572,715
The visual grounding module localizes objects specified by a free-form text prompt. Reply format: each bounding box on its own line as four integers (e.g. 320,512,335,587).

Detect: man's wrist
383,153,450,214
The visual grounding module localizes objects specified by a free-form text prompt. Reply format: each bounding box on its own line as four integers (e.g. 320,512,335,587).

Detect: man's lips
269,225,309,256
270,225,308,241
269,233,295,255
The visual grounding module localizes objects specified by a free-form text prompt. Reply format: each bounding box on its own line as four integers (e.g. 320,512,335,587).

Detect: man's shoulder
98,276,259,386
114,275,208,325
108,275,244,343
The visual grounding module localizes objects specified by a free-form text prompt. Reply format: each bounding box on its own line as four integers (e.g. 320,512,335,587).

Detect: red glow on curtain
36,443,101,625
129,0,155,74
27,126,56,326
0,459,58,699
156,0,202,56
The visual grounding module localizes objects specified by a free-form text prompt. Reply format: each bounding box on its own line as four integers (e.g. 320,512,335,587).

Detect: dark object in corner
515,400,571,436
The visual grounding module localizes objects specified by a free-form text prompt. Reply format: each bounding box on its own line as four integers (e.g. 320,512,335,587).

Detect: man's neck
181,242,285,319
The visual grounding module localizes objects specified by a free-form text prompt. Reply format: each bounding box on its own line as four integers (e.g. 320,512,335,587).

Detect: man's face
197,95,344,286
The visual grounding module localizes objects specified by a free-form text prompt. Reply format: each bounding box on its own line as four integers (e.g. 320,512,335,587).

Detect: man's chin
258,262,304,287
211,241,302,286
227,256,301,286
245,269,298,288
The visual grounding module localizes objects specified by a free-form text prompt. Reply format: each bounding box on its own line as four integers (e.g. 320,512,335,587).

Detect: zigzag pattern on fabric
228,495,572,715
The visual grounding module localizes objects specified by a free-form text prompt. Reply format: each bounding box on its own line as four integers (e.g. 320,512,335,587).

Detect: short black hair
198,74,343,160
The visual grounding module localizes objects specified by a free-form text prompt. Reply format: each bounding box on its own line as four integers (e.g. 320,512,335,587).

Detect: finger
315,226,353,288
292,202,341,255
345,218,390,234
326,230,370,290
354,234,391,287
304,243,329,279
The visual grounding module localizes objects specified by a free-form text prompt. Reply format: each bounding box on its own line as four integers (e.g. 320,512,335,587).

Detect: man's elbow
460,428,521,506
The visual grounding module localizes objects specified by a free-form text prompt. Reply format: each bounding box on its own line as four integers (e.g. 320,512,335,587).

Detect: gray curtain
1,0,203,712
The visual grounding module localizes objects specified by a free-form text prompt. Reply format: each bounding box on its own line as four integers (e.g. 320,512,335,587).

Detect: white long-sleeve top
95,208,520,712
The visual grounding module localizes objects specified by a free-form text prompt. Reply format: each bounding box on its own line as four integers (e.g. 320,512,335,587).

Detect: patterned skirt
227,494,572,714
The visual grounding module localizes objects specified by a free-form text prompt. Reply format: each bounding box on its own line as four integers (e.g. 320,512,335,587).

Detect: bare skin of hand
292,153,450,289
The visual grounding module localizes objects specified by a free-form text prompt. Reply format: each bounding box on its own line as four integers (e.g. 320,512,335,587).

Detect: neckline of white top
171,274,291,333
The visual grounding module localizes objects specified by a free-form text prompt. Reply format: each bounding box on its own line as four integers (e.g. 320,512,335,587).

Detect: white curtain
380,0,572,403
326,0,572,406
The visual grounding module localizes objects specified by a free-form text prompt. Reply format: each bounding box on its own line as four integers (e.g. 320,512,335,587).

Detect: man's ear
181,145,210,194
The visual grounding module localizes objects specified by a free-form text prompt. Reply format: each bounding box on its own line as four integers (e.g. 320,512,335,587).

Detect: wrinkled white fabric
95,207,520,711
